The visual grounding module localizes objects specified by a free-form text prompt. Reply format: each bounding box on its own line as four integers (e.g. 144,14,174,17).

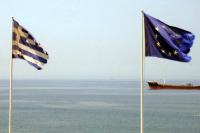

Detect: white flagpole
140,10,145,133
9,17,14,133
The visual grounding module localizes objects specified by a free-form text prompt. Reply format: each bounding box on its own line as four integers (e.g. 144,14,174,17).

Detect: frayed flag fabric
12,19,49,70
144,12,195,62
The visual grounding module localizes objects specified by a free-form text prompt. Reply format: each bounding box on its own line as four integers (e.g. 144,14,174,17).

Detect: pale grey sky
0,0,199,80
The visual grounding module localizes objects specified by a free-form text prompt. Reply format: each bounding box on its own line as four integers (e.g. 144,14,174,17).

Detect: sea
0,80,199,133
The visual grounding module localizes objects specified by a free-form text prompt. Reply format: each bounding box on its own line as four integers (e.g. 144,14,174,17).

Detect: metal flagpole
9,17,14,133
140,10,145,133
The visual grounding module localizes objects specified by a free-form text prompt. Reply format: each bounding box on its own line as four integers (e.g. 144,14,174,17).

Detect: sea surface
0,80,199,133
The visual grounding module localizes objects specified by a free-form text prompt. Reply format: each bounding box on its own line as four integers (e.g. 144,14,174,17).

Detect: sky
0,0,199,80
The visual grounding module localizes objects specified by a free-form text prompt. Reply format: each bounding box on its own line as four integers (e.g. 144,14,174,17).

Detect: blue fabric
12,19,48,70
144,12,195,62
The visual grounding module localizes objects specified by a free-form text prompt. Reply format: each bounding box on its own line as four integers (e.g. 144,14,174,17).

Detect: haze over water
0,80,200,133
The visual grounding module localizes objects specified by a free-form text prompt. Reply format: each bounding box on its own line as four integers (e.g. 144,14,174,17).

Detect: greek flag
12,19,49,70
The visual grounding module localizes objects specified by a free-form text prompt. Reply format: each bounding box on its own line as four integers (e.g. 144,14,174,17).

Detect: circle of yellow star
155,27,159,31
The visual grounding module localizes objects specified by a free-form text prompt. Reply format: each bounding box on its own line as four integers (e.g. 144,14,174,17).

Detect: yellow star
156,42,161,47
175,34,181,37
174,50,178,55
175,39,181,44
161,49,165,53
155,27,159,31
154,34,158,38
168,52,172,56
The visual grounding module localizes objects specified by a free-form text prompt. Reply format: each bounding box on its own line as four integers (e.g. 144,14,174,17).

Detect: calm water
0,80,199,133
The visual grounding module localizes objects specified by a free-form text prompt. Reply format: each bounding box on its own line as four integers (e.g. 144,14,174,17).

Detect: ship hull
148,81,200,90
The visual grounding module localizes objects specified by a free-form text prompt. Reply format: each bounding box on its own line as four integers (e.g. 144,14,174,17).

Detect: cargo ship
147,81,200,90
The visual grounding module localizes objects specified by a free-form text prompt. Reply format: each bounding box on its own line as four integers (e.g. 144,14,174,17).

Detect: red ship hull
148,81,200,90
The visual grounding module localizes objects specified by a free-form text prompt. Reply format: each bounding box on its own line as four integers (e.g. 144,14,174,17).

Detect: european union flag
144,12,195,62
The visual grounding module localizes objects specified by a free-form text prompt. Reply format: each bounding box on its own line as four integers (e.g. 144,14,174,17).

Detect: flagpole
140,10,145,133
9,17,14,133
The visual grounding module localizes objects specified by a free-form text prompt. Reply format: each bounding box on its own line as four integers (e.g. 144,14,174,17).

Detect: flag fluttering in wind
9,18,49,133
144,12,195,62
12,19,49,70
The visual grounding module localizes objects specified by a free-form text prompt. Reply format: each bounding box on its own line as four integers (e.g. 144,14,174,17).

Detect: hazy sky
0,0,199,80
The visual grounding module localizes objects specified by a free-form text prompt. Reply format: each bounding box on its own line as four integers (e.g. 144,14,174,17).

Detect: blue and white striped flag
12,19,49,70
